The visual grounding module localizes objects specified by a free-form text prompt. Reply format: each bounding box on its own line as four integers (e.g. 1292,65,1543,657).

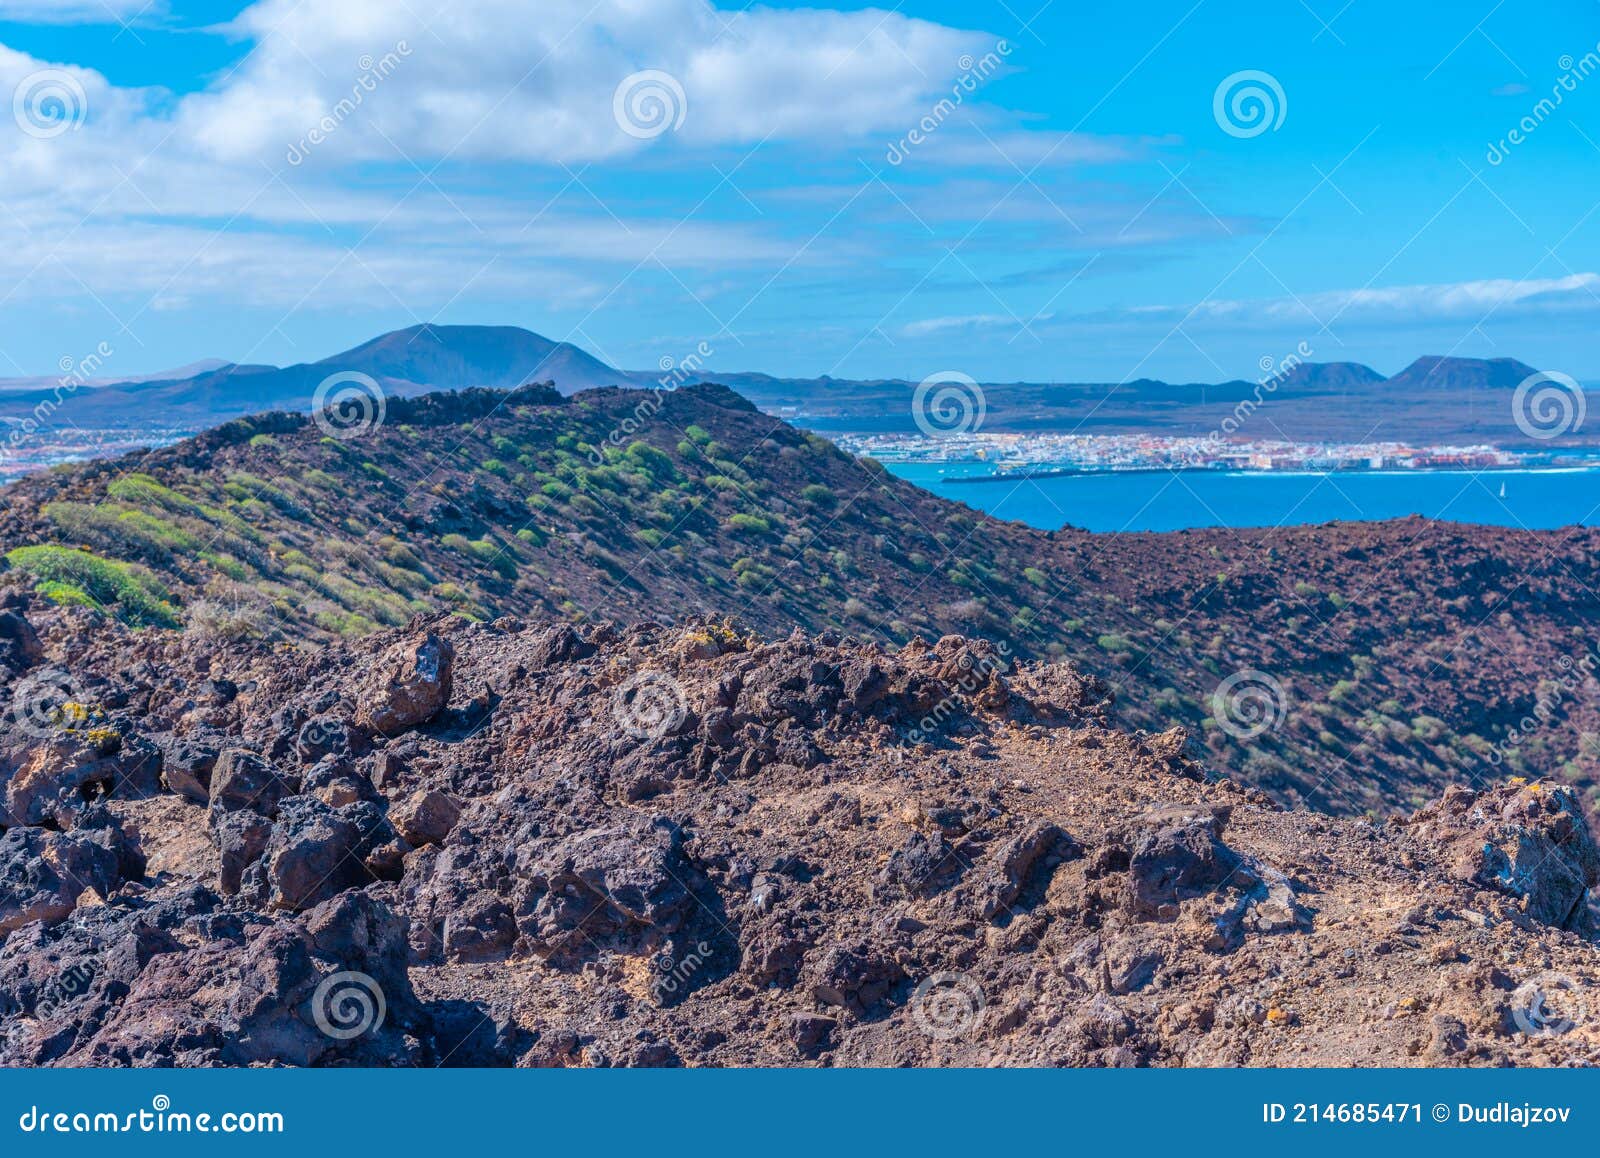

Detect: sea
885,462,1600,533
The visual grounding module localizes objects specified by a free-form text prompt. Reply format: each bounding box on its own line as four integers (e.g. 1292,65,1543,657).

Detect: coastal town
837,431,1600,477
0,425,195,487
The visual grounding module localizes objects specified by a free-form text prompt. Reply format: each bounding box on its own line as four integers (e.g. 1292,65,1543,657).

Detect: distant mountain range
0,323,1574,445
695,355,1560,444
0,359,229,395
0,325,621,429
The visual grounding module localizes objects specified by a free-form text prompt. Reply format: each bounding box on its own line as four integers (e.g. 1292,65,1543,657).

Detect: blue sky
1,0,1598,383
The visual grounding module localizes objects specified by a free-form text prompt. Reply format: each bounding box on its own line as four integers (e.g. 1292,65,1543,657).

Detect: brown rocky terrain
3,598,1600,1068
1,382,1599,829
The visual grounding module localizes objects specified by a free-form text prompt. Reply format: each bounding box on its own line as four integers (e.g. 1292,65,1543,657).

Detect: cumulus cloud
0,0,1048,314
175,0,991,165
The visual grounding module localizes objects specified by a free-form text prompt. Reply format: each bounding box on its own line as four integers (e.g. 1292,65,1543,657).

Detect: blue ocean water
886,462,1600,533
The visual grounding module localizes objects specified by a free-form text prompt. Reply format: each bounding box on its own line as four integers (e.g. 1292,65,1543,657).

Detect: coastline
940,463,1600,484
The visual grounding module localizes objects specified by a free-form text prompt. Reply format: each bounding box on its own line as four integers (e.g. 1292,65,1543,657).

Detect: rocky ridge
5,382,1600,832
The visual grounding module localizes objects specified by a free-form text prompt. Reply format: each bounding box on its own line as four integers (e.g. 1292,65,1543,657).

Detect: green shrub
5,545,179,627
725,513,771,536
105,474,206,517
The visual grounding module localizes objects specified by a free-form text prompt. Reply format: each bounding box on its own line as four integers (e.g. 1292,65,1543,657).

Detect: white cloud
0,1,1075,315
892,275,1600,356
889,129,1148,169
899,312,1054,337
1169,274,1600,326
176,0,993,166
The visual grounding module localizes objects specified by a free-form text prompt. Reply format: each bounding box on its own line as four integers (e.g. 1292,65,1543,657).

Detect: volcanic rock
357,633,454,737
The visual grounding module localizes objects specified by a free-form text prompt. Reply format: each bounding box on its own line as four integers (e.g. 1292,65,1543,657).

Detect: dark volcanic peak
1277,361,1386,389
2,608,1599,1067
0,326,626,431
317,324,624,393
1384,356,1542,391
4,379,1600,835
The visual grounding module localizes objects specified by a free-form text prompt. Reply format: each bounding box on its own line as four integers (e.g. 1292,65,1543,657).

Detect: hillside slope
1,382,1599,823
